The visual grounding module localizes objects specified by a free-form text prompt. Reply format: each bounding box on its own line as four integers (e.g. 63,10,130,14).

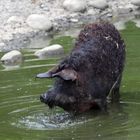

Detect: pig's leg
95,98,107,112
110,74,122,102
111,88,120,102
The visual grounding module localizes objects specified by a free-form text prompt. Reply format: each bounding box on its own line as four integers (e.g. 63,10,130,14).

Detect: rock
7,16,24,24
131,0,140,6
0,42,6,51
63,0,86,12
70,18,79,23
117,7,133,14
134,10,140,18
87,8,97,15
1,50,23,66
113,21,126,30
6,16,25,29
133,20,140,28
88,0,108,10
26,14,52,30
106,13,113,17
34,44,64,59
70,13,78,18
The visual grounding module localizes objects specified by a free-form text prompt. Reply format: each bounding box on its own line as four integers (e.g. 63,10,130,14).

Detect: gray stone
87,8,97,15
63,0,86,12
34,44,64,59
113,21,126,30
0,42,6,51
88,0,108,10
26,14,52,30
117,7,133,14
106,13,113,17
70,18,79,23
131,0,140,6
133,20,140,28
1,50,23,66
7,16,24,24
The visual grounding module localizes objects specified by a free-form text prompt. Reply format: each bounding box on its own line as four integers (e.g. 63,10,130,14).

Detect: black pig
36,22,125,113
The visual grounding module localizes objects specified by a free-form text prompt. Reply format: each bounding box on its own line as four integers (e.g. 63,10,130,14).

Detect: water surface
0,22,140,140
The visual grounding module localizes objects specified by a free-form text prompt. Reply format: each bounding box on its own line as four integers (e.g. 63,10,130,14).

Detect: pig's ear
36,66,60,78
52,69,77,81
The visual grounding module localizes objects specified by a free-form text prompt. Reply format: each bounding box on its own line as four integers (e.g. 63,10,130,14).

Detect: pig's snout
40,92,55,108
40,94,47,103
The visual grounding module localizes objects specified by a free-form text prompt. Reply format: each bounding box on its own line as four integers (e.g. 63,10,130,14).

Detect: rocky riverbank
0,0,140,52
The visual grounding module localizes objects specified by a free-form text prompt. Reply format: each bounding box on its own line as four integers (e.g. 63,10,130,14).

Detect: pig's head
36,63,98,113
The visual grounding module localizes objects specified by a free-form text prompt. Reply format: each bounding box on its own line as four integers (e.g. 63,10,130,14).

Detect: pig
36,22,125,114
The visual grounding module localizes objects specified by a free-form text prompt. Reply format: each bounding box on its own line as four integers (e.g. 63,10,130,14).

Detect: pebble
0,42,6,51
34,44,64,59
117,7,133,14
107,13,113,17
131,0,140,6
87,8,97,15
88,0,108,10
63,0,87,12
26,14,52,30
7,16,24,24
70,18,79,23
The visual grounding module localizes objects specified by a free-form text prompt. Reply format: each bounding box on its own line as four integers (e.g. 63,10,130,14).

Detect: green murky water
0,22,140,140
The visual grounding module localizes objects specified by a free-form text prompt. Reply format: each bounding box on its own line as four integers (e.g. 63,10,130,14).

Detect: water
0,22,140,140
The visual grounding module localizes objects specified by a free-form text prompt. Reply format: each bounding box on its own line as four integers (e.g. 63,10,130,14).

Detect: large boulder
1,50,23,66
88,0,108,10
63,0,86,12
26,14,52,30
34,44,64,59
131,0,140,6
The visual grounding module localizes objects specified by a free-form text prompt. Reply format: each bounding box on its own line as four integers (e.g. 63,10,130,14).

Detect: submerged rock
131,0,140,6
34,44,64,59
63,0,86,12
1,50,23,66
88,0,108,10
26,14,52,30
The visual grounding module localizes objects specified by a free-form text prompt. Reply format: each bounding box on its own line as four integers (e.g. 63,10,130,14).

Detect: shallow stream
0,22,140,140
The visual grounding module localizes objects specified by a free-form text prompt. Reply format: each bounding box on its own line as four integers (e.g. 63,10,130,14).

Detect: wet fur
41,22,125,113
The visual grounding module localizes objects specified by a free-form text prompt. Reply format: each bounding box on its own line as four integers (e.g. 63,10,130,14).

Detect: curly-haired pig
36,22,125,114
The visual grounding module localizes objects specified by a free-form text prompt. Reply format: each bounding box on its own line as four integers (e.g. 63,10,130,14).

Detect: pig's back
74,22,125,80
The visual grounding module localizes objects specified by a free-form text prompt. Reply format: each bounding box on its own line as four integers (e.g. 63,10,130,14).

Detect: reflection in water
0,22,140,140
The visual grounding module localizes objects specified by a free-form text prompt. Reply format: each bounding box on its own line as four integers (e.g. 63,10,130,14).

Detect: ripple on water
9,101,140,131
11,111,89,130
